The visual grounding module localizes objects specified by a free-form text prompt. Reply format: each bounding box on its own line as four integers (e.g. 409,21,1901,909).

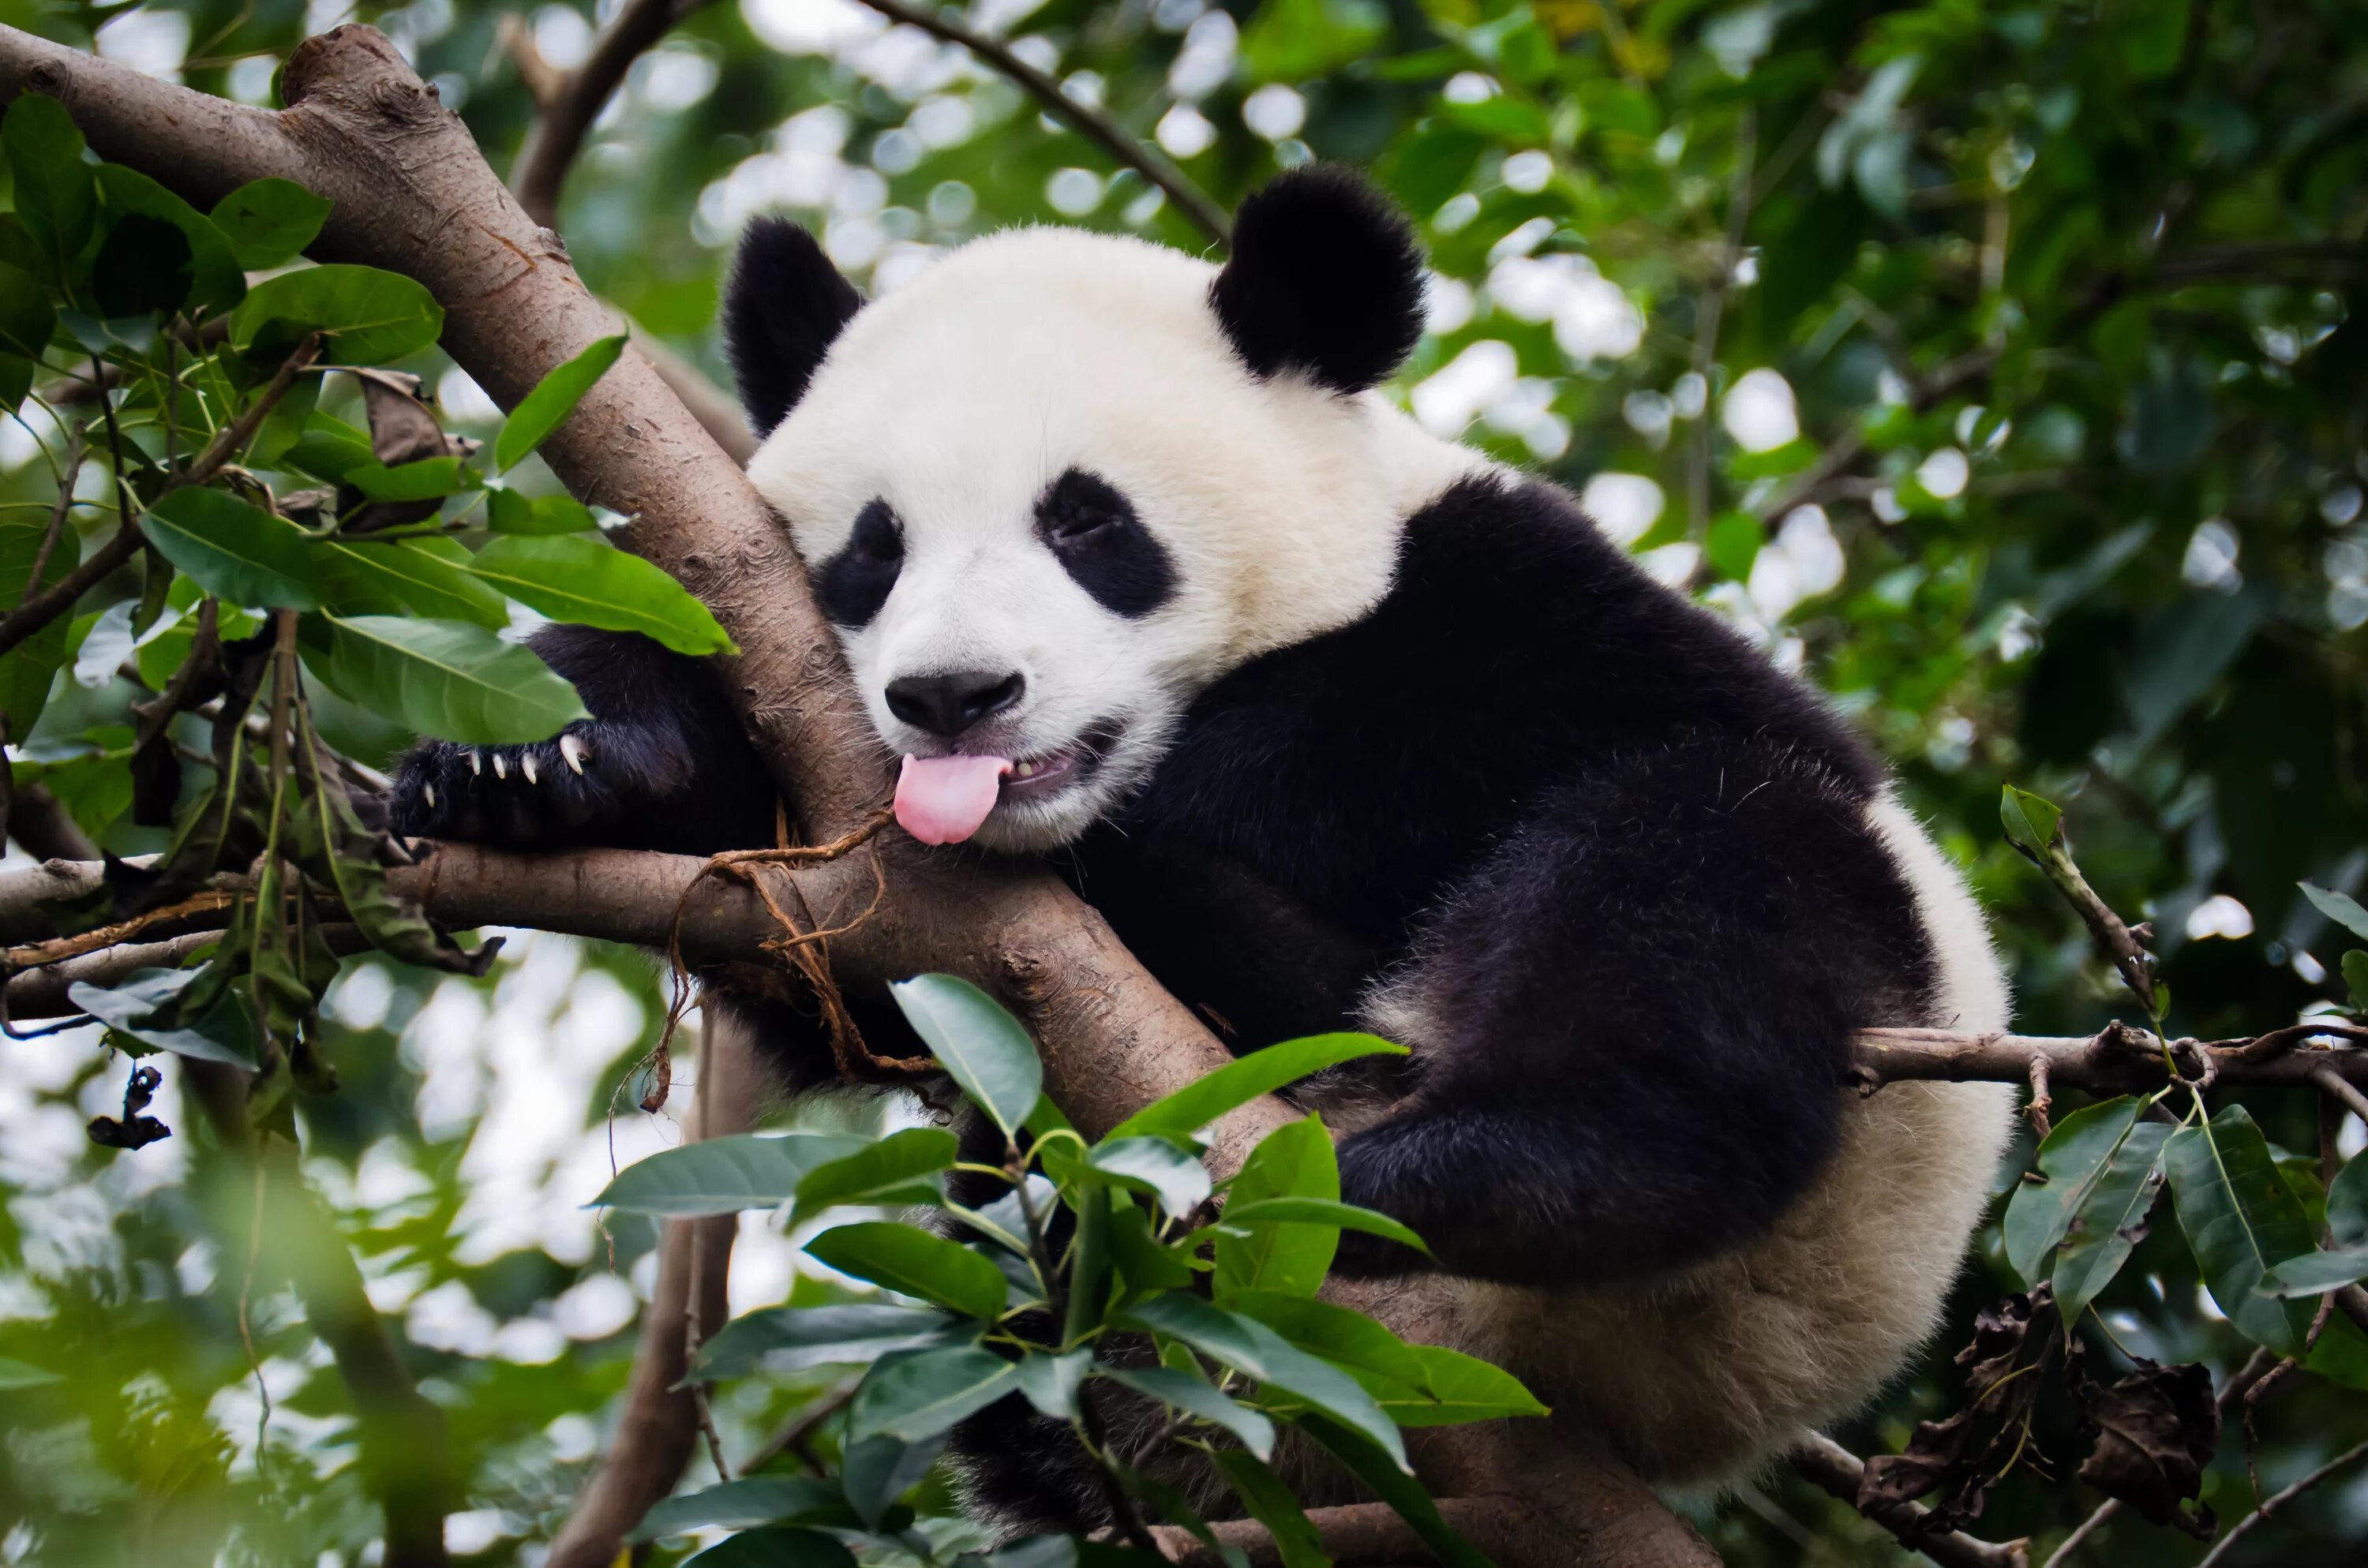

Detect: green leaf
1014,1348,1094,1420
281,423,377,485
1240,0,1388,80
496,332,628,471
2347,952,2368,1013
0,510,80,738
208,178,333,271
1105,1366,1277,1459
890,975,1044,1140
2163,1105,2318,1357
486,485,601,534
804,1221,1010,1322
231,264,444,365
1999,785,2063,859
306,613,590,745
1216,1117,1339,1303
839,1431,948,1528
1218,1198,1432,1256
0,1357,62,1389
695,1302,972,1381
2256,1245,2368,1298
2049,1121,2173,1325
2003,1096,2144,1280
684,1529,858,1568
1296,1413,1491,1568
1362,1345,1549,1427
792,1127,957,1221
1208,1451,1327,1568
1706,511,1762,581
93,165,245,316
459,533,733,657
67,967,260,1068
631,1477,853,1540
344,456,472,503
845,1345,1023,1443
1119,1293,1407,1471
2302,883,2368,943
2329,1154,2368,1248
320,539,508,627
0,260,54,407
590,1132,865,1215
91,212,190,320
5,94,96,286
1229,1291,1429,1388
1110,1033,1404,1143
143,488,327,611
1085,1136,1212,1219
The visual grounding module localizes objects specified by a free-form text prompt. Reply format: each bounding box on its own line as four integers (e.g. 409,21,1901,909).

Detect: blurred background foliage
0,0,2363,1563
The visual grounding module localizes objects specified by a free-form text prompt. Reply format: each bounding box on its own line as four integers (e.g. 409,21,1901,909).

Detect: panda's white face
745,227,1477,851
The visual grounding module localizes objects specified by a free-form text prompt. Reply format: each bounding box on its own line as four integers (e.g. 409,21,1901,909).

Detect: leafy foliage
2,1,2365,1565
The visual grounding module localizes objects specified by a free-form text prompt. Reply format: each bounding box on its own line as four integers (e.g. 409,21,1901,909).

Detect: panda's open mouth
999,718,1123,803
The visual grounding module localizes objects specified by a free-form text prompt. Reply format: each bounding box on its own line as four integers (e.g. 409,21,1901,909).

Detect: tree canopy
0,2,2363,1566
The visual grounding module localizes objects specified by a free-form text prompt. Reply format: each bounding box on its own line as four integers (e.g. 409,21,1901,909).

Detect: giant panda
391,166,2015,1514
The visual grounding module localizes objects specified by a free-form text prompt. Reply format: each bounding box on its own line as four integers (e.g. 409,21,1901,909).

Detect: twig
2310,1063,2368,1125
1791,1431,2029,1568
736,1375,860,1476
2038,1501,2116,1568
2193,1438,2368,1568
1686,110,1755,544
506,0,714,230
849,0,1231,247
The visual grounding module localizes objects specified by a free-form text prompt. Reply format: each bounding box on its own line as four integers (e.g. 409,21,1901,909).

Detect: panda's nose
886,670,1026,739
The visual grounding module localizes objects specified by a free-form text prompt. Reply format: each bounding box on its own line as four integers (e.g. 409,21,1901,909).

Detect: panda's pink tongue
895,753,1012,845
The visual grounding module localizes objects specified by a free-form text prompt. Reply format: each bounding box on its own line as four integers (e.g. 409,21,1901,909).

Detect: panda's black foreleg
386,625,781,855
1325,738,1932,1287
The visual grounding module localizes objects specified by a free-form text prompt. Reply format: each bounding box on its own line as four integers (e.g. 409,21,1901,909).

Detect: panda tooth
521,752,539,784
492,753,508,780
1014,761,1035,777
464,749,481,776
560,734,588,774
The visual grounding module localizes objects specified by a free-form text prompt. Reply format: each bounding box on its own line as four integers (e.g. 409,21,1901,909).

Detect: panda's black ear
1210,164,1426,394
724,216,864,436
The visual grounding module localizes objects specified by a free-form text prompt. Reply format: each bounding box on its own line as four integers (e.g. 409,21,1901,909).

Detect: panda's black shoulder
1111,470,1886,926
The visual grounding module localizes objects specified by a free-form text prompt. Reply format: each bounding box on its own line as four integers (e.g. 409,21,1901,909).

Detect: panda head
732,167,1437,851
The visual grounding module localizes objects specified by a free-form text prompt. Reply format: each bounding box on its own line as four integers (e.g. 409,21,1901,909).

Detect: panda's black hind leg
385,625,779,855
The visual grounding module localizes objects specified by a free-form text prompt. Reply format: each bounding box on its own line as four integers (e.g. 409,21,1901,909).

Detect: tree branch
849,0,1232,248
182,1058,456,1568
1791,1432,2029,1568
0,27,1693,1568
507,0,714,231
545,1014,759,1568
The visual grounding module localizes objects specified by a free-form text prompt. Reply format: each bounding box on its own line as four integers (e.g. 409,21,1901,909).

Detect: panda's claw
521,752,539,785
491,752,508,780
560,733,588,775
464,749,481,777
422,781,437,809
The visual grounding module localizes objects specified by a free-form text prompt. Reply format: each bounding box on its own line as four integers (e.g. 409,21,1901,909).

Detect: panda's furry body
391,168,2014,1518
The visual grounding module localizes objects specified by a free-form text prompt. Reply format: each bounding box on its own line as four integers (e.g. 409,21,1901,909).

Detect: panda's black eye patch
1036,468,1176,619
815,498,902,627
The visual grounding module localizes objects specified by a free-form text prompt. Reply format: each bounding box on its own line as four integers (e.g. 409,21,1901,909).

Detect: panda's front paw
389,720,686,849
